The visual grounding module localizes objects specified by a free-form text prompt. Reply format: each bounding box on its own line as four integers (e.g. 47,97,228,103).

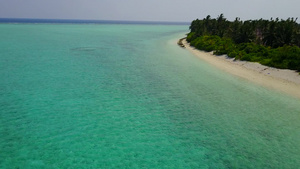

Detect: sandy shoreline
181,39,300,99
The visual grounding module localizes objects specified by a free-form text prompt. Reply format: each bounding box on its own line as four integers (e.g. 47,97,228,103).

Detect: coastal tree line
187,14,300,71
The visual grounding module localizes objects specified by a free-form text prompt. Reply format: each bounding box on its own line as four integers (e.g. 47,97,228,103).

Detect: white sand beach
181,39,300,99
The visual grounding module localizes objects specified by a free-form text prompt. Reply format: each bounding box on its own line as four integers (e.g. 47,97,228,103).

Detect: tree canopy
187,14,300,71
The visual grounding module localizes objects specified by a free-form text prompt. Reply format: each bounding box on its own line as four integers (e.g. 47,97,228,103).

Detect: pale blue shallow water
0,23,300,168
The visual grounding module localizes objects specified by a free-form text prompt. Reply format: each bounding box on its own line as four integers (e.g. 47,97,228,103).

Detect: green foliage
214,38,235,55
188,14,300,71
186,32,196,42
190,35,220,52
190,15,300,47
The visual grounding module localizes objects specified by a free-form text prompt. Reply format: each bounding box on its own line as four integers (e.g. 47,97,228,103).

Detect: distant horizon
0,17,190,24
1,16,299,24
1,0,299,24
0,18,190,25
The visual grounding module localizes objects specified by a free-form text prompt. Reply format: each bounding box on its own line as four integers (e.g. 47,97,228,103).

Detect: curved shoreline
181,39,300,99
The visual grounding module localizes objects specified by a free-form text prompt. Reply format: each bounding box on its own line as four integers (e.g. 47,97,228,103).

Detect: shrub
187,34,300,71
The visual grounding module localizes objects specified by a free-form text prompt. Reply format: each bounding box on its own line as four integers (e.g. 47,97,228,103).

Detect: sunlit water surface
0,23,300,168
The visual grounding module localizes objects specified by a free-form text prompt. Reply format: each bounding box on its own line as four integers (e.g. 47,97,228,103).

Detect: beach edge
181,38,300,99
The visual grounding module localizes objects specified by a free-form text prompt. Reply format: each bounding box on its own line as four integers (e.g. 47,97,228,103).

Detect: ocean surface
0,20,300,168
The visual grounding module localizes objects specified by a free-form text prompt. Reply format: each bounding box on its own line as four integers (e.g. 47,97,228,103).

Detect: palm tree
216,14,227,37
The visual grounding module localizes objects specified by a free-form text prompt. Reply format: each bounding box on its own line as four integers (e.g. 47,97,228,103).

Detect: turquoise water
0,23,300,168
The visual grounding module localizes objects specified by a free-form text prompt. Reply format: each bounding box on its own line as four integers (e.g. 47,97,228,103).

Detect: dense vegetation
187,14,300,71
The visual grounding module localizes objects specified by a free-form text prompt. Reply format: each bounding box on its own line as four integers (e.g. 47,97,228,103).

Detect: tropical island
186,14,300,72
181,14,300,99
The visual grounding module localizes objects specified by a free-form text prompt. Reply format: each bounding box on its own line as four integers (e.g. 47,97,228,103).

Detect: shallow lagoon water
0,23,300,168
